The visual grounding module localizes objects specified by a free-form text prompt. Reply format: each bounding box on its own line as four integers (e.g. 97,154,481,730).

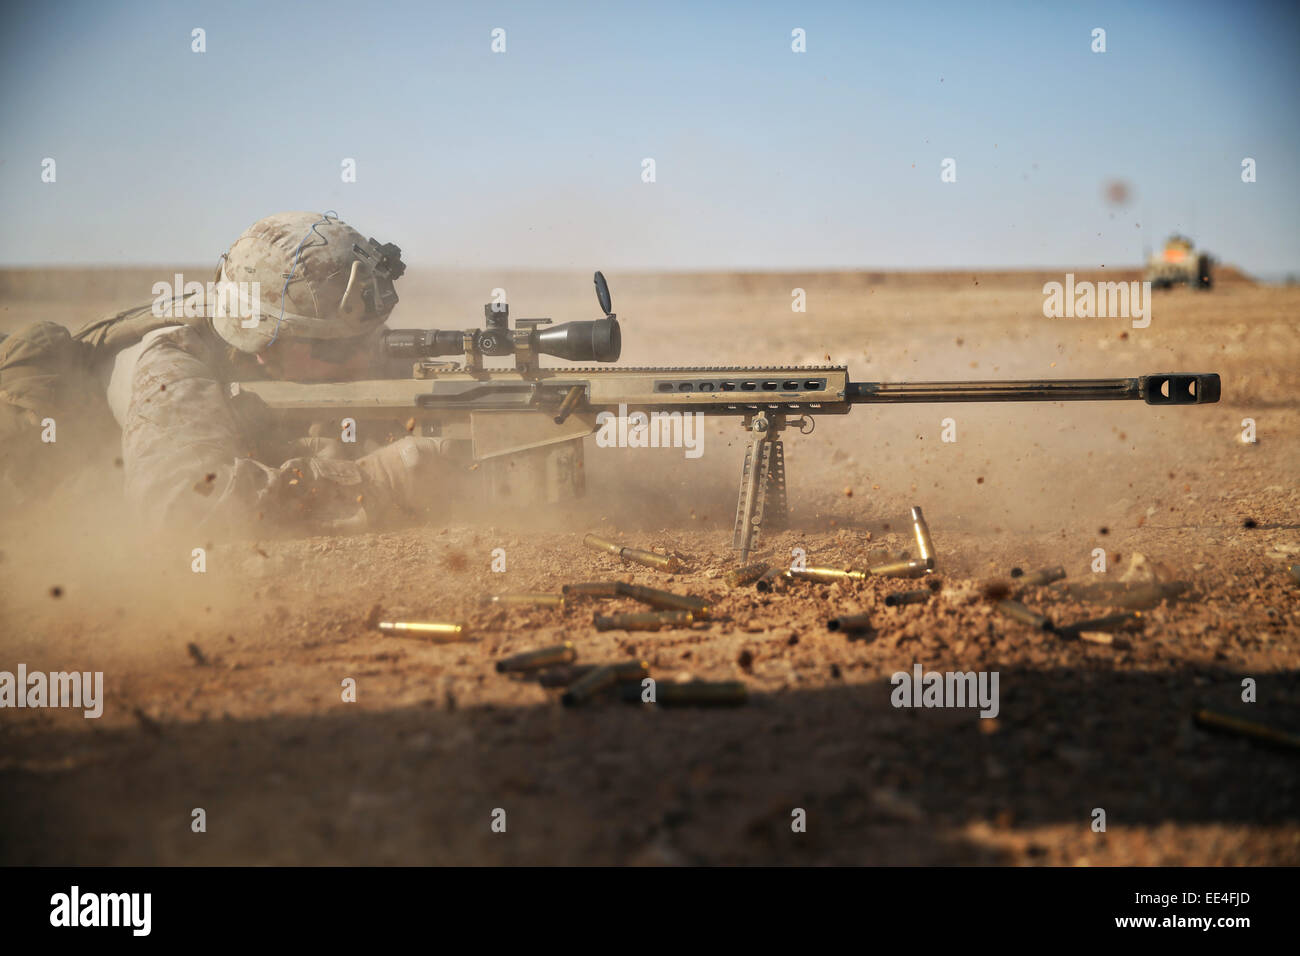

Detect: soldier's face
257,340,373,382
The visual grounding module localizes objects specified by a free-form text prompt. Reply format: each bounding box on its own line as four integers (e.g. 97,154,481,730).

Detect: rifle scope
382,272,621,365
383,316,621,363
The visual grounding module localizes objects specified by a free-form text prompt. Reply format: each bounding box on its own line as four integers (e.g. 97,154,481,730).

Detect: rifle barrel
847,373,1218,406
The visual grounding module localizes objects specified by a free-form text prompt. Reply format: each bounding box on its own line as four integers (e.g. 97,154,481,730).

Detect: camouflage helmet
212,211,405,353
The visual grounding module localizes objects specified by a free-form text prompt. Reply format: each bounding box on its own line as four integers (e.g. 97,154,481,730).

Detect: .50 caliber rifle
234,272,1221,562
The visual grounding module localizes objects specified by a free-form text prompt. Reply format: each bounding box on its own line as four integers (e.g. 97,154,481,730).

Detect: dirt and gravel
1,266,1297,865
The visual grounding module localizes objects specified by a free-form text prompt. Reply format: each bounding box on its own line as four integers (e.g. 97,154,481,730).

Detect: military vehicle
1146,235,1213,290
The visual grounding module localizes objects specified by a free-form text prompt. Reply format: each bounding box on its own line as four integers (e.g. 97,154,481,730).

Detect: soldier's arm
120,333,367,534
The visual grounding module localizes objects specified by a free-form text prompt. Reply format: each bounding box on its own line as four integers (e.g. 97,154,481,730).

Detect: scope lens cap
594,271,613,316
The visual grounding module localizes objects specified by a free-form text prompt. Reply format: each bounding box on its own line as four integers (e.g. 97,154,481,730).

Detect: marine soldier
0,211,448,534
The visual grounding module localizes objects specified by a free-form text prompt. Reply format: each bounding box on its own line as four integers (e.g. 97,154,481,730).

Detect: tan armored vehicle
1146,234,1213,290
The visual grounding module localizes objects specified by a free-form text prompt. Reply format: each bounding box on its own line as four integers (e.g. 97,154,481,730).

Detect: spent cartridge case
583,533,682,573
616,582,710,616
378,621,470,642
594,610,695,631
789,566,868,584
562,659,650,707
725,562,771,588
1193,709,1300,752
826,612,874,633
868,558,930,579
910,506,935,570
583,533,624,558
621,547,682,572
481,592,565,608
995,600,1053,631
535,664,597,688
561,581,623,599
755,568,792,593
495,642,578,674
553,385,584,424
623,680,748,707
885,588,932,607
1016,566,1066,588
1077,631,1130,648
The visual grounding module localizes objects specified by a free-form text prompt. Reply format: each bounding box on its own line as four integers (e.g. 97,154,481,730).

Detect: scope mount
452,304,557,375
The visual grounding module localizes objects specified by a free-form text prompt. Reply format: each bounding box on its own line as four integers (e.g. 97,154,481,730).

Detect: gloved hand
356,436,448,517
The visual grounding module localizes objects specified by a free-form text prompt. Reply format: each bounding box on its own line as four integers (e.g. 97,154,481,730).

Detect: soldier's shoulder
138,322,221,363
127,323,234,392
145,322,203,348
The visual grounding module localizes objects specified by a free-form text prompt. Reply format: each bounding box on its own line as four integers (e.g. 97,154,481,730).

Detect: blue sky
2,0,1297,273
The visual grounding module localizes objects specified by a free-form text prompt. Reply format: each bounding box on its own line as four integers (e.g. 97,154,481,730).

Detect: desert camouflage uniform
0,320,118,505
116,321,372,535
2,212,427,533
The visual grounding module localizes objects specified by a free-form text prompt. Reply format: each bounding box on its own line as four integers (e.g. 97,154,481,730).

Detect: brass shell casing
1016,566,1066,587
621,548,683,572
616,582,710,617
583,533,682,572
826,612,874,633
496,642,578,674
561,581,622,599
995,600,1053,631
867,559,930,579
582,533,624,557
884,589,931,607
562,659,650,707
755,568,792,593
1193,709,1300,751
629,680,748,707
482,593,566,608
594,610,695,632
535,664,597,688
910,505,935,570
377,621,470,642
789,566,868,584
1055,611,1144,636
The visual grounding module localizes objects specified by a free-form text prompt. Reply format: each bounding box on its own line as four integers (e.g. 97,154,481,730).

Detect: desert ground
0,265,1297,865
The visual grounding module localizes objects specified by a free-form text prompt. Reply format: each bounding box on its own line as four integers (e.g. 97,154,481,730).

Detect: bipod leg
732,412,785,563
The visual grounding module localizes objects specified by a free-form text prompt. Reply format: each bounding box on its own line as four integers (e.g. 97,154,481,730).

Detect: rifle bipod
732,411,813,563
